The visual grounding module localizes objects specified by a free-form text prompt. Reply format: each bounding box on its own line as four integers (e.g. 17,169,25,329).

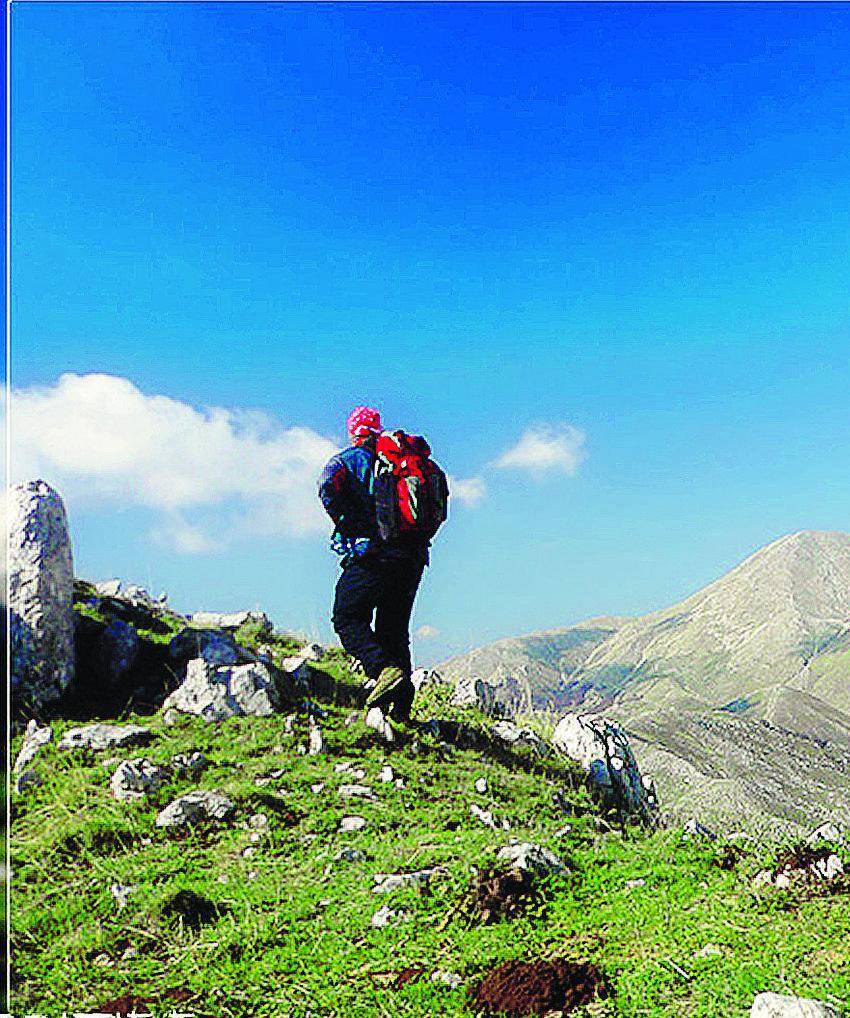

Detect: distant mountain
439,531,850,833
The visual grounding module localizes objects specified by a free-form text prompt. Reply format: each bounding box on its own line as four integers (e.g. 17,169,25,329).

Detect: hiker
318,406,449,725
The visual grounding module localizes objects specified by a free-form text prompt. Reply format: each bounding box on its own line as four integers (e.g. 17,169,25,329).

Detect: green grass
10,659,850,1017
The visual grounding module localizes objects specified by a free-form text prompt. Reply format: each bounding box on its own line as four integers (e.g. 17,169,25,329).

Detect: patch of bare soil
161,889,219,930
474,867,538,924
473,958,608,1017
97,988,192,1017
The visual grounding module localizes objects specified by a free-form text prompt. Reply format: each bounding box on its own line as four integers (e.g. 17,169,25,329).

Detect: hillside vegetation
11,642,850,1017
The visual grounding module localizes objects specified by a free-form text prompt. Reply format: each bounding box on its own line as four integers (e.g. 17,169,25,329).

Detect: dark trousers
332,554,425,684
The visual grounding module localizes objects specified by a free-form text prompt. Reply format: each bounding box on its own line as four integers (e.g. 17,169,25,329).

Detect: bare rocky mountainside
439,531,850,834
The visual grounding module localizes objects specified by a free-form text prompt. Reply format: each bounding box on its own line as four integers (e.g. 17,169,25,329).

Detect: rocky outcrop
58,723,152,752
553,713,658,822
168,629,245,669
9,480,76,713
190,610,272,633
155,790,234,828
751,994,841,1018
13,719,53,774
451,673,524,717
162,658,285,720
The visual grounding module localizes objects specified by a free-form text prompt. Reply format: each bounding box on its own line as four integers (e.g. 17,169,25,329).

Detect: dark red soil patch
368,967,426,990
473,958,608,1016
474,867,538,925
97,988,192,1017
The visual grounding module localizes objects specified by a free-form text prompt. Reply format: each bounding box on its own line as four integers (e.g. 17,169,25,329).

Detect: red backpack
373,431,449,543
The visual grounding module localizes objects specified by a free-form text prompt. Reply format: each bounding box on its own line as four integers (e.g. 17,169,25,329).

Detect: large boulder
751,994,841,1018
451,673,524,716
552,713,658,822
162,658,284,720
58,723,152,752
155,789,234,828
9,480,75,713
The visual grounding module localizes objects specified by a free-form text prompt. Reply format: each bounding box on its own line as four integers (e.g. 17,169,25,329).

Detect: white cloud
415,624,440,639
448,475,487,507
10,373,338,553
492,423,587,476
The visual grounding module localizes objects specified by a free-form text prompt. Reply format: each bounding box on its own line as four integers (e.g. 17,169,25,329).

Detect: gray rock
412,667,442,691
496,842,564,874
170,751,209,779
492,720,550,758
339,784,375,800
751,993,841,1018
162,657,282,719
13,719,53,774
110,758,171,800
452,672,525,716
371,905,408,927
807,821,846,845
155,789,235,828
162,708,181,726
364,706,395,743
308,719,324,755
372,867,442,894
339,816,366,832
58,723,152,752
110,882,138,910
9,480,75,712
301,642,323,661
14,769,42,793
190,610,272,633
94,579,122,597
552,713,658,822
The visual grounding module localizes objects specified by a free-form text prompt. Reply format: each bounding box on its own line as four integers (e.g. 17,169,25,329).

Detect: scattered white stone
697,943,723,959
249,813,269,829
372,867,442,894
301,642,323,661
553,824,573,838
625,878,646,890
371,905,408,927
431,970,463,989
162,708,181,726
308,719,324,756
242,846,256,859
190,609,272,632
110,883,137,910
311,783,325,794
334,761,351,773
470,803,498,829
121,946,139,961
249,832,261,844
395,777,406,789
59,724,152,752
474,777,488,795
352,767,367,781
751,993,841,1018
247,870,258,881
492,720,550,758
411,667,441,691
95,578,122,597
496,842,564,874
340,816,366,833
339,784,375,800
378,766,394,783
13,719,53,774
812,854,843,881
807,821,846,846
110,758,171,801
364,706,395,743
170,751,209,779
155,789,235,828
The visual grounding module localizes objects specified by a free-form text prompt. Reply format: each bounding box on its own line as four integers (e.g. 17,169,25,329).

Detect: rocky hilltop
439,531,850,834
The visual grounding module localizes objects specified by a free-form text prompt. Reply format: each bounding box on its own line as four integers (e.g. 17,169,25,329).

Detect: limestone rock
170,751,209,779
451,672,524,716
13,719,53,774
58,723,152,752
94,579,122,597
373,867,442,894
9,480,75,712
155,789,234,828
364,706,395,743
340,816,366,832
552,713,658,821
496,841,564,875
492,720,549,758
162,657,282,720
110,758,170,800
411,667,442,691
189,610,272,633
751,993,841,1018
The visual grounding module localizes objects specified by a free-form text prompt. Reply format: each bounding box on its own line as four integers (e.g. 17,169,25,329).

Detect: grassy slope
10,657,850,1018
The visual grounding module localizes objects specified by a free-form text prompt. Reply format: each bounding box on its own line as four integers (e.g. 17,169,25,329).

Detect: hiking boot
365,666,406,708
388,677,415,723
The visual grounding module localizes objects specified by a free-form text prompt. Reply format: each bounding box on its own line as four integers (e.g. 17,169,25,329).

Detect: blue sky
11,3,850,663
